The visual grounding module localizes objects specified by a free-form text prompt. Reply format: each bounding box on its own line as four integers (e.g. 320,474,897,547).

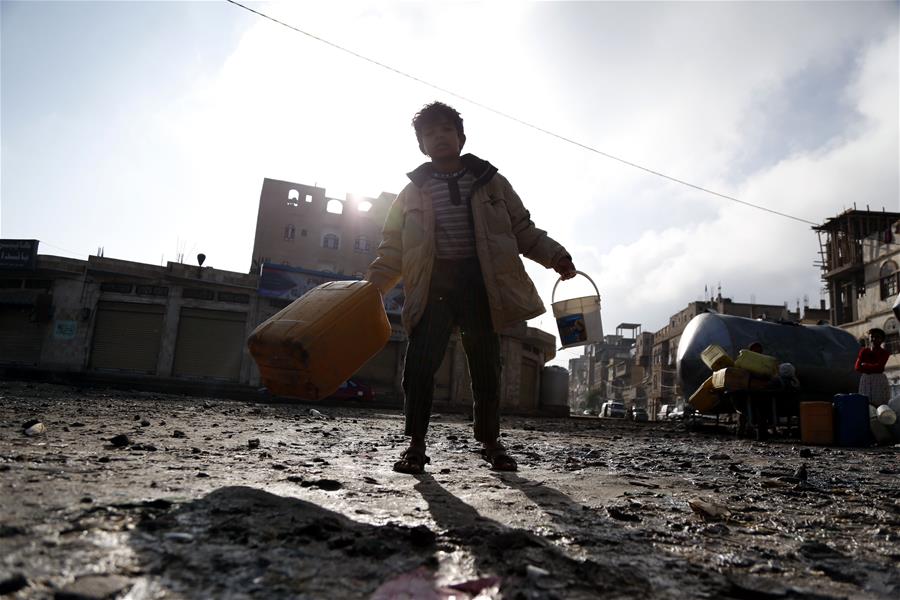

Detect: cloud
537,26,898,366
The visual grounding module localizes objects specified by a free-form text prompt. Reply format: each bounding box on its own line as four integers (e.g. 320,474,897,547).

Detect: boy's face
419,118,462,159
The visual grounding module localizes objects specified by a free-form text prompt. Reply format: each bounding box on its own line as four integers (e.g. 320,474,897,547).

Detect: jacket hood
407,153,498,189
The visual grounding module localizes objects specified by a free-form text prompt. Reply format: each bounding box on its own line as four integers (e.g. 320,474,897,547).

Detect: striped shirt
427,169,477,259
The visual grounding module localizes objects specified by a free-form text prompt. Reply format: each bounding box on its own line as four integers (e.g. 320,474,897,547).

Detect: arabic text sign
0,239,39,270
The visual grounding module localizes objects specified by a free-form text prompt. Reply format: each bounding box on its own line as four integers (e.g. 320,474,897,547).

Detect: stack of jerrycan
247,280,391,400
689,346,779,414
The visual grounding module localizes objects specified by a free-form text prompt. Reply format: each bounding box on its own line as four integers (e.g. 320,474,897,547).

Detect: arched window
880,260,898,300
354,236,370,252
287,189,300,207
284,224,296,240
326,199,344,215
322,233,339,250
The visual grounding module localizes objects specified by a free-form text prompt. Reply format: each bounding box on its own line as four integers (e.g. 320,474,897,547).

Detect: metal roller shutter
90,302,165,373
0,306,44,365
172,308,246,380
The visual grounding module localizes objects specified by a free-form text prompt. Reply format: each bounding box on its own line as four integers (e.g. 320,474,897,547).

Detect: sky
2,0,898,367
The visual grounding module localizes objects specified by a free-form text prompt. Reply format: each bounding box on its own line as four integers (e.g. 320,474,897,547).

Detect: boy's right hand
554,256,577,280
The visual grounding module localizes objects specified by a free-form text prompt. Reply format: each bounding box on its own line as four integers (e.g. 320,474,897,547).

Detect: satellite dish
884,317,899,335
197,253,206,267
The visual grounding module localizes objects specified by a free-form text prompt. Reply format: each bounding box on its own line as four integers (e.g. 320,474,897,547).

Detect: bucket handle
552,271,600,304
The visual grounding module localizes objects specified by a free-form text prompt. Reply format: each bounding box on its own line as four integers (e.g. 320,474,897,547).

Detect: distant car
667,406,685,420
629,407,649,422
601,401,626,419
328,379,374,401
657,405,671,421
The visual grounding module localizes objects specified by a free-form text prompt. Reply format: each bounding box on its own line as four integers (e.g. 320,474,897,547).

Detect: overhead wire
36,241,92,259
224,0,820,227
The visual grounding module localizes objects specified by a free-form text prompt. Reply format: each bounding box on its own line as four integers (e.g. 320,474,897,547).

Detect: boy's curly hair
412,101,466,154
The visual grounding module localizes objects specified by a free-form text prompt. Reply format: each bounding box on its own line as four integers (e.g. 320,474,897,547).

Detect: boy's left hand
554,256,577,280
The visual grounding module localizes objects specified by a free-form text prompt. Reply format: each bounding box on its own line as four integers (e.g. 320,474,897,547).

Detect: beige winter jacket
366,154,570,333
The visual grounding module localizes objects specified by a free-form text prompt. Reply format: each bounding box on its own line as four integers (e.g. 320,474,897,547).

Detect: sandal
393,447,430,474
482,446,518,472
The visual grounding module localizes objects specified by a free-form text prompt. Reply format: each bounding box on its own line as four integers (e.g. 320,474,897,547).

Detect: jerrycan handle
552,271,600,304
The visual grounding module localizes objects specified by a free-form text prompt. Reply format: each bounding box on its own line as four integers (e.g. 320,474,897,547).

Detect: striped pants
402,258,501,443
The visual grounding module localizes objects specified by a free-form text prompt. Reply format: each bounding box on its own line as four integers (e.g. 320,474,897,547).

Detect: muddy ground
1,380,898,599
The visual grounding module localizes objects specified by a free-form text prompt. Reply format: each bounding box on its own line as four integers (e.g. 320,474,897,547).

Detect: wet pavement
1,380,899,599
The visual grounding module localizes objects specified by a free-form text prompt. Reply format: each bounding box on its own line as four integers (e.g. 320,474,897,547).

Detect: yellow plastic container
689,376,719,413
800,401,834,445
712,367,748,390
734,350,778,378
700,344,734,371
247,280,391,400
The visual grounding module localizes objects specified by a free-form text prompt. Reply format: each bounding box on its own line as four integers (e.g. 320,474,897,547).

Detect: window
305,194,312,203
879,260,898,300
287,189,300,207
354,236,370,252
357,201,372,212
284,224,296,241
326,199,344,215
301,229,307,237
323,233,339,250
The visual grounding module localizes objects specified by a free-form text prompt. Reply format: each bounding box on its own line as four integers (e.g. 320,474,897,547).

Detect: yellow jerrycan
247,280,391,400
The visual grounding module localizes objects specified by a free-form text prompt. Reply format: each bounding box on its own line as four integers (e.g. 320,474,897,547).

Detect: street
1,380,898,599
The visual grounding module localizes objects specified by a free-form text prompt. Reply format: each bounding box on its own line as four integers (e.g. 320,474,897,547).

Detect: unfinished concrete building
814,210,900,395
249,178,395,277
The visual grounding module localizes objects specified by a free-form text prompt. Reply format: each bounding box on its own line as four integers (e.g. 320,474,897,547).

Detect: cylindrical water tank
540,366,569,408
677,313,860,399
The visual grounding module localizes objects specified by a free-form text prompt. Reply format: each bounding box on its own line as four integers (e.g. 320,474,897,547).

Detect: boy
366,102,576,474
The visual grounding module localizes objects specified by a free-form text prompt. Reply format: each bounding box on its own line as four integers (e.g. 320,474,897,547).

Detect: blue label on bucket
557,313,587,345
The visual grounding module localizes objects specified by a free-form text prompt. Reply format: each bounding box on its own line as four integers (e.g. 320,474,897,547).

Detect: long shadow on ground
128,483,856,599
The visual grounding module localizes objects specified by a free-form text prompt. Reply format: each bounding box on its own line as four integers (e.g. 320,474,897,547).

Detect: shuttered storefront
0,306,44,365
172,308,246,380
90,302,165,373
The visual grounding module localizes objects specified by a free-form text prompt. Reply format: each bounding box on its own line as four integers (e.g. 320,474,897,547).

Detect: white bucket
551,271,603,349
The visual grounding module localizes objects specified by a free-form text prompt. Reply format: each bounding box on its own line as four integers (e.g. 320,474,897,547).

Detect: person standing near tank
366,101,576,474
855,327,891,406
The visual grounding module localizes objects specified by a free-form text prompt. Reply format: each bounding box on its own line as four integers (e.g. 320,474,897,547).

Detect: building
814,210,900,395
567,323,645,414
0,250,262,386
249,178,396,277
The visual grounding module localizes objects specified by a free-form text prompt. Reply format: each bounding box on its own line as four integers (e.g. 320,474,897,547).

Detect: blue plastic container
833,394,873,447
